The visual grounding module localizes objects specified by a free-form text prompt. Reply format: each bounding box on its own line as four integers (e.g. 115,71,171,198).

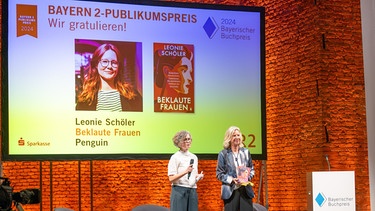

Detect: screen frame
1,0,266,161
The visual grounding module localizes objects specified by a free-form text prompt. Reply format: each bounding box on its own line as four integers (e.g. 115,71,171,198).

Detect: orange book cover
153,43,194,113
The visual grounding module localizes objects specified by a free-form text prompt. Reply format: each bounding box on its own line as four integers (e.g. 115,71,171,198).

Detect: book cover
237,166,254,186
153,43,194,113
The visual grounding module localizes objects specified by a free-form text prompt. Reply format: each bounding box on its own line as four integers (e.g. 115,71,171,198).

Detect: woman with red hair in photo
76,43,142,111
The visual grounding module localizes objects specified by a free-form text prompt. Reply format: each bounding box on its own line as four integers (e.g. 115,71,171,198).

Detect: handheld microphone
188,159,194,179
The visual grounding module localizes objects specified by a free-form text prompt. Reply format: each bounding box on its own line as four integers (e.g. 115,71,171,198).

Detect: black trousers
223,186,254,211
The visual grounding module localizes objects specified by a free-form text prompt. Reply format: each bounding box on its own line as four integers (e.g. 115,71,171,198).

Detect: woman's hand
186,164,193,175
196,171,204,181
233,178,240,185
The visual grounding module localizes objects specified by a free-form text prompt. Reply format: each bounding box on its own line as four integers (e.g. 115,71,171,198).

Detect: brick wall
0,0,370,210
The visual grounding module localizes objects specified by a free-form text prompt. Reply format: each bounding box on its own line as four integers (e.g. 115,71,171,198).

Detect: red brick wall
0,0,370,210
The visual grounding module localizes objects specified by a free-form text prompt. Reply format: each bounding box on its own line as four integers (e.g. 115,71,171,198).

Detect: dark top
76,92,143,112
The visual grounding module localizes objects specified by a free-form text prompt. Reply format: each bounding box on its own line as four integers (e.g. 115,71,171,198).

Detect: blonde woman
216,126,255,211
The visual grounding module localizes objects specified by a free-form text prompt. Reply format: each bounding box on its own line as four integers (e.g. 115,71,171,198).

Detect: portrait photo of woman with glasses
75,39,143,112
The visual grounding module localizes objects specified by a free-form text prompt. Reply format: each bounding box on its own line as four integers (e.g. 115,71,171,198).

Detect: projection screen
1,0,266,160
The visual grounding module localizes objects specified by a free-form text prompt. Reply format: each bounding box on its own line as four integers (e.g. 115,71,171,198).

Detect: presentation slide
2,0,265,160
